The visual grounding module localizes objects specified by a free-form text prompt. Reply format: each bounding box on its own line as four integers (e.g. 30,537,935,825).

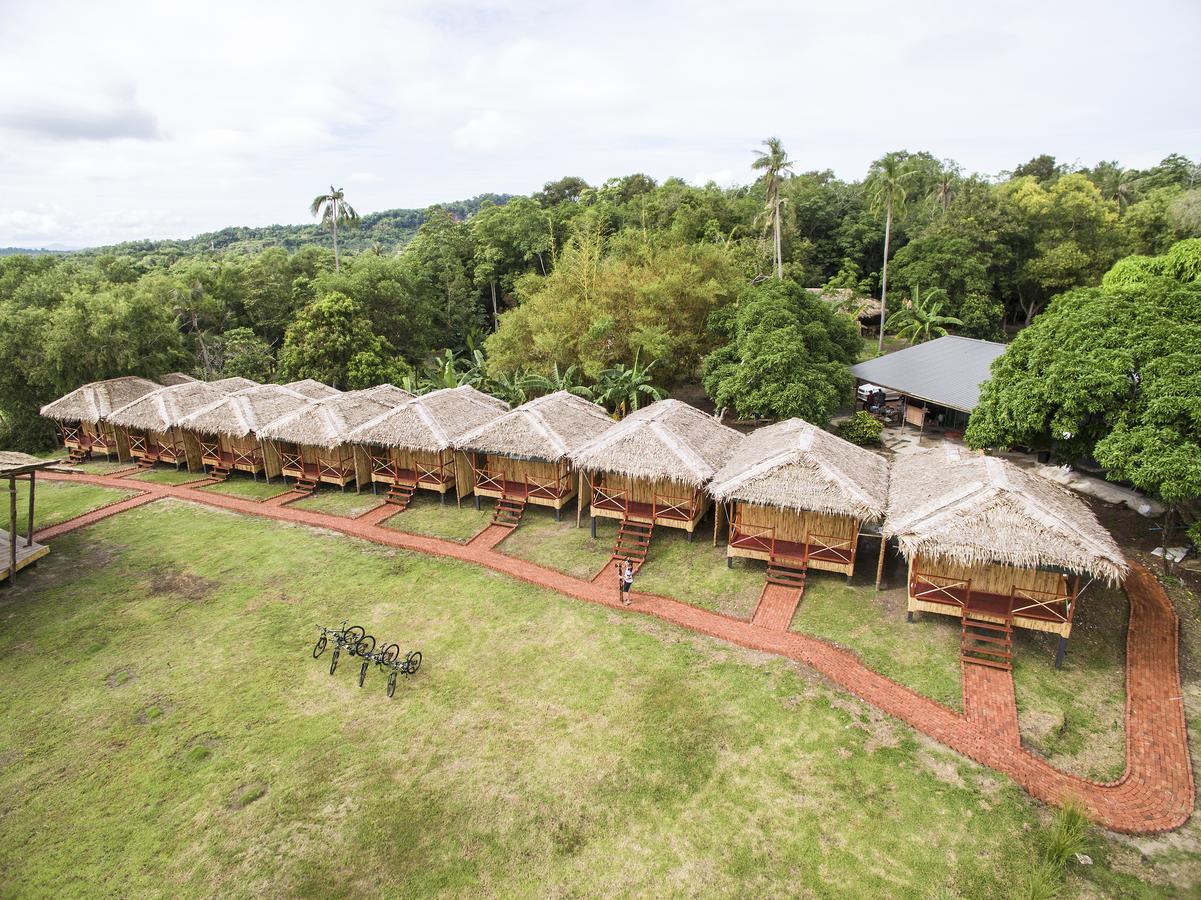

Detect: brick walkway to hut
34,469,1195,834
750,583,805,631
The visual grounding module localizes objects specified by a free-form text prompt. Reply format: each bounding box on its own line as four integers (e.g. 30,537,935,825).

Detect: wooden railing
590,479,629,515
525,469,571,500
60,423,84,448
652,491,695,522
128,432,149,455
1009,585,1073,624
414,456,453,486
911,572,970,608
199,437,222,463
806,532,855,565
280,446,303,474
730,521,776,555
157,437,185,463
230,445,262,469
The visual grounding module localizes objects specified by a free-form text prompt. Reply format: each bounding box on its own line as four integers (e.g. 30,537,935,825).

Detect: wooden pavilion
1,452,59,584
457,391,614,527
108,381,233,471
708,418,889,589
40,376,161,462
346,385,508,509
570,399,743,564
175,384,313,481
884,447,1127,669
284,379,342,400
258,391,396,493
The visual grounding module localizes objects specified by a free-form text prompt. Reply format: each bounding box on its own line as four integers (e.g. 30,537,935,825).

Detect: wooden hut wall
735,502,856,544
261,439,282,478
483,455,563,486
910,554,1069,598
181,429,203,471
454,451,474,501
594,472,708,527
353,445,371,487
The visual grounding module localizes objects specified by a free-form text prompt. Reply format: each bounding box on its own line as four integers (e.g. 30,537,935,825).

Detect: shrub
836,411,884,446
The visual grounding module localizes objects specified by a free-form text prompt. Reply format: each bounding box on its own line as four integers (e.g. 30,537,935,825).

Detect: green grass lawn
126,467,209,486
69,458,134,475
9,479,138,535
0,500,1179,896
199,477,292,502
635,526,764,620
381,491,491,543
288,488,384,519
499,505,608,580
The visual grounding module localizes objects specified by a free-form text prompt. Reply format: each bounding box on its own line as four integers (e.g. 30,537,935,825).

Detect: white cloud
690,170,735,187
451,110,526,151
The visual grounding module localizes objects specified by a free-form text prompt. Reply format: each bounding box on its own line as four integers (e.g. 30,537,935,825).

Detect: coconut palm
929,165,960,214
751,137,794,279
595,350,666,417
309,186,359,272
521,363,594,400
865,154,920,352
885,285,963,344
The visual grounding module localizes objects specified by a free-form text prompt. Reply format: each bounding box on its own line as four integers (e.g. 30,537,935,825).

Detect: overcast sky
2,0,1198,248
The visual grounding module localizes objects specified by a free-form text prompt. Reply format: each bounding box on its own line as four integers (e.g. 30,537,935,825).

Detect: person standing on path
621,558,634,606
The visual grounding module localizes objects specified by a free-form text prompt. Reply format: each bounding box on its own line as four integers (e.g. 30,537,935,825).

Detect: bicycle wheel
381,644,400,665
329,647,340,675
312,634,327,658
405,651,422,674
358,660,369,688
345,626,365,649
355,634,376,658
387,670,397,698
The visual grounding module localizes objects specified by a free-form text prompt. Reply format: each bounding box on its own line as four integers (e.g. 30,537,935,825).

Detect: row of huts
41,374,1127,666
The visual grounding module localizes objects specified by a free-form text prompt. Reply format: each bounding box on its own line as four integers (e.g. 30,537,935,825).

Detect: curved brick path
33,470,1195,833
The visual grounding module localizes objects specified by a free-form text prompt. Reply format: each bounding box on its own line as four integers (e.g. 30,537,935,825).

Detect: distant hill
0,247,69,257
59,193,512,262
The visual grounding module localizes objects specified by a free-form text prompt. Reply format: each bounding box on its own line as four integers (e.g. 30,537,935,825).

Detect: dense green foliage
836,410,885,445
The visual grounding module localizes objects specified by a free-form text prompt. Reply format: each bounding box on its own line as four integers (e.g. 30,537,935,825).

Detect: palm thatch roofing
0,452,60,476
258,391,397,450
569,399,744,488
347,385,509,453
709,418,889,521
884,447,1127,583
176,384,313,439
352,384,416,407
284,379,342,399
159,372,198,386
458,391,615,462
40,376,161,424
108,381,233,431
208,376,259,392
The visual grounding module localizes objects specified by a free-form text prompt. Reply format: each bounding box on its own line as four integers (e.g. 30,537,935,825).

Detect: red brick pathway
962,663,1021,747
32,470,1195,833
751,583,803,631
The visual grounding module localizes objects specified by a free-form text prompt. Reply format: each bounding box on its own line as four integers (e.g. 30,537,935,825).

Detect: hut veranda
885,447,1127,668
346,385,508,508
456,391,614,526
39,376,161,462
708,418,889,587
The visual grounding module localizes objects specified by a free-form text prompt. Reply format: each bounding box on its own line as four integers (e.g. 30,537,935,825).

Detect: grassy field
497,505,605,579
289,489,384,519
199,477,292,502
9,479,137,534
0,500,1179,897
126,467,208,485
381,492,491,542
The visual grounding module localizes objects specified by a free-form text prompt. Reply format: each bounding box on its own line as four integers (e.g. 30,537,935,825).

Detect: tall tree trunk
774,202,783,280
1162,506,1174,576
332,213,339,273
490,280,499,331
536,251,546,275
877,201,893,354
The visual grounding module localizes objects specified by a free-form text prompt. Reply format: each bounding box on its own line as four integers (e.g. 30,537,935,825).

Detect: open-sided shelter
346,385,508,507
40,376,161,462
107,380,233,471
176,384,313,480
570,399,744,544
258,391,397,491
709,418,889,580
284,379,341,399
885,446,1126,666
1,452,59,584
457,391,614,524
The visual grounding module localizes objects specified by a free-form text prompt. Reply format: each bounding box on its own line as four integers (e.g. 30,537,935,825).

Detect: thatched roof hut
284,379,341,399
208,376,259,392
178,384,313,439
570,399,743,488
353,384,416,407
259,391,395,450
709,418,889,521
348,386,509,452
159,372,198,386
108,381,231,432
458,391,613,462
40,376,161,424
885,447,1126,584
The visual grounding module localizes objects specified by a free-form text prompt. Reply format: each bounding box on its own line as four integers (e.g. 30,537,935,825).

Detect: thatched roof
258,391,396,450
108,381,231,431
40,376,161,424
458,391,614,462
208,376,259,392
352,384,416,407
884,447,1127,583
284,379,342,399
0,452,60,476
709,418,889,521
569,399,744,488
159,372,198,386
347,385,509,453
807,287,882,319
177,384,313,438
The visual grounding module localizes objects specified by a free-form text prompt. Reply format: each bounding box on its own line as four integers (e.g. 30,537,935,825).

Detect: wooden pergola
1,452,61,585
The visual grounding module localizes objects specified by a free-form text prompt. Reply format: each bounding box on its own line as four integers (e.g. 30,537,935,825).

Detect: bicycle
314,622,369,675
385,650,422,698
357,641,395,688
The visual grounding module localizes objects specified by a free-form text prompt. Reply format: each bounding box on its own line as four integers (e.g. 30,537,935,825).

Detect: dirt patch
148,569,220,604
135,698,175,724
1019,709,1065,745
183,732,223,764
231,781,269,809
825,690,902,753
105,666,137,688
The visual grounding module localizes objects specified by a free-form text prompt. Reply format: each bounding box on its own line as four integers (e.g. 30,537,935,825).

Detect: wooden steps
961,613,1014,670
135,457,157,470
291,477,318,496
67,448,89,464
207,465,231,483
384,482,416,509
766,553,808,592
611,518,653,568
492,494,527,528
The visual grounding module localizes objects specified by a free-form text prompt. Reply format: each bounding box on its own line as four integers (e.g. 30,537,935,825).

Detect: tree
751,137,794,279
219,327,274,381
278,291,395,388
594,350,664,416
310,186,359,272
702,280,859,424
885,286,963,343
521,363,594,399
865,153,920,352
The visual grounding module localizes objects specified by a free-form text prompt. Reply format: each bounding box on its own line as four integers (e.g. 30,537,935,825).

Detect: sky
1,0,1198,248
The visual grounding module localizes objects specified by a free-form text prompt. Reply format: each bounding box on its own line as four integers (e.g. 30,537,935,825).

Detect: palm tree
865,154,919,352
309,186,359,272
521,363,594,400
751,137,794,279
929,164,959,214
885,285,963,344
595,350,666,417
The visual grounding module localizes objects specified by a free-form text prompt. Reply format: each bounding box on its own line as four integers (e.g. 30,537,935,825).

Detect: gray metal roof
849,336,1006,413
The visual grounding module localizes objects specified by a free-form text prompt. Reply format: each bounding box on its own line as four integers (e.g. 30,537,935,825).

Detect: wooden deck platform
1,530,49,582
